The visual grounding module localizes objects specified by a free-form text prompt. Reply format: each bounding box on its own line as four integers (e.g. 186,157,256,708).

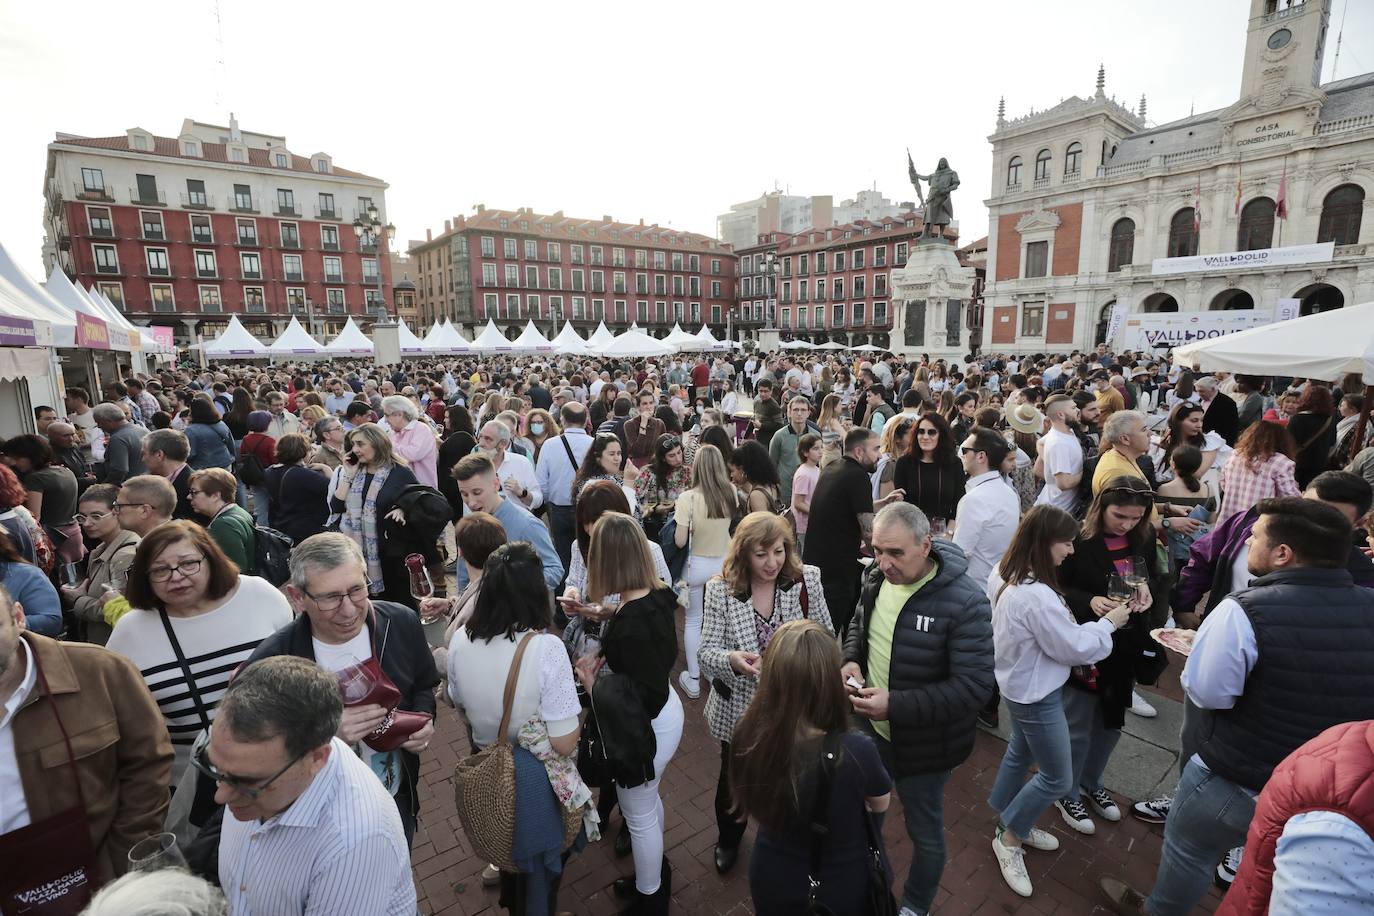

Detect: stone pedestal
889,239,976,362
372,319,401,367
758,327,781,353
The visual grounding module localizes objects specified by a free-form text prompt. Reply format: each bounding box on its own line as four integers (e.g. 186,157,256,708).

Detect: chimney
426,229,432,241
228,112,242,142
444,220,451,232
639,218,644,226
475,204,485,212
603,215,612,222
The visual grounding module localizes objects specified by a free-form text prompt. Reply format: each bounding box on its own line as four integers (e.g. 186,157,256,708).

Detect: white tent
852,343,884,352
662,323,699,351
419,322,446,354
598,328,674,358
268,317,326,358
587,320,616,349
550,321,589,356
0,244,76,343
41,268,112,349
203,315,270,358
471,319,515,353
68,276,135,352
323,317,374,356
1175,300,1374,385
780,339,815,350
694,325,731,352
435,319,471,354
815,341,848,351
511,320,554,353
397,318,426,354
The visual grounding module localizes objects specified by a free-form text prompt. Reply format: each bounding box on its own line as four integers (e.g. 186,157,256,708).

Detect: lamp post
352,204,396,323
762,250,778,330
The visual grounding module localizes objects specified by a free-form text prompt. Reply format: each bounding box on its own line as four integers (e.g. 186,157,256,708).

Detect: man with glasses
243,533,438,846
208,656,416,914
112,475,175,538
477,420,540,510
769,395,821,505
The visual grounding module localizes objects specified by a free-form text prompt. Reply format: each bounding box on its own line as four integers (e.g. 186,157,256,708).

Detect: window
572,296,586,319
131,134,148,151
815,251,826,273
873,246,886,267
527,294,541,318
712,304,721,324
194,250,217,278
505,264,519,286
183,214,210,244
244,287,265,312
590,247,603,266
637,300,648,322
1020,302,1045,336
571,269,584,291
357,197,373,215
781,308,791,328
654,275,666,295
274,153,288,168
282,254,303,281
323,257,342,283
233,184,253,211
185,179,207,207
364,289,384,311
321,224,339,250
236,219,257,245
614,272,627,294
139,211,163,240
571,244,584,264
895,242,908,266
712,280,722,298
833,303,845,326
280,222,300,248
240,252,262,279
481,237,496,257
550,295,564,318
1064,142,1083,175
1034,149,1052,181
854,275,866,296
547,242,560,261
1024,240,1048,278
1108,218,1135,272
673,302,684,323
287,288,306,311
93,245,118,273
834,251,846,271
526,265,539,289
1167,208,1198,258
1237,198,1276,251
635,272,648,294
874,301,887,324
653,251,665,270
853,249,865,269
655,301,666,322
591,270,605,293
504,294,520,318
612,248,626,268
548,267,562,290
832,277,844,299
182,140,198,157
98,282,123,308
134,174,159,205
87,207,113,237
314,158,330,174
613,300,626,322
145,248,169,276
276,189,296,214
318,193,336,217
1006,156,1022,188
81,167,104,193
673,276,684,296
362,259,379,283
1317,184,1364,246
482,293,498,317
230,147,246,163
503,238,517,258
150,285,174,312
327,289,346,313
523,239,537,260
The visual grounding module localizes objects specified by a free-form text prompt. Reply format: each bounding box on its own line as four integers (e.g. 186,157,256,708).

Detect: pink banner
149,326,175,349
75,311,110,350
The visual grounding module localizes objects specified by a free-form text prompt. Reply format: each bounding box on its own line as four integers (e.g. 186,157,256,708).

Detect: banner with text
1115,309,1275,351
1151,241,1334,276
74,311,109,350
149,326,175,350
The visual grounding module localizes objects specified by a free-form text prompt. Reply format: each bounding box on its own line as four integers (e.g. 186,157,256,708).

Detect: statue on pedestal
907,152,960,239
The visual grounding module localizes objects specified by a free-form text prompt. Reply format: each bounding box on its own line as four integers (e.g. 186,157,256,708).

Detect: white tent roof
1175,300,1374,385
511,320,554,353
323,317,374,355
587,321,615,347
471,319,515,352
780,339,815,350
852,343,884,352
435,319,471,354
0,271,56,347
268,317,326,357
0,244,74,344
598,328,675,358
397,318,426,353
550,321,589,355
694,325,731,352
662,323,698,351
420,322,446,353
815,341,848,351
203,315,270,357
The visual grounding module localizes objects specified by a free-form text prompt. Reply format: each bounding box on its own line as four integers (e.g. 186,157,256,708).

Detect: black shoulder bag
806,732,897,916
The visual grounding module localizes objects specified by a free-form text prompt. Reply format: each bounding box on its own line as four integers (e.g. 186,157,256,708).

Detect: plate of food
1151,628,1196,657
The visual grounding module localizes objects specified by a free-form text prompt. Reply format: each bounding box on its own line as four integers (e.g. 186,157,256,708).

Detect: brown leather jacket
14,632,173,884
623,415,666,468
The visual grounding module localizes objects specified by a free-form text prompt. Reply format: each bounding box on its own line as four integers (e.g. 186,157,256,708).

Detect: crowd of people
3,344,1373,916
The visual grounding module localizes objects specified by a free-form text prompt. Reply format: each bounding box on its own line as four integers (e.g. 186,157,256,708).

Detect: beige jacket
62,529,140,645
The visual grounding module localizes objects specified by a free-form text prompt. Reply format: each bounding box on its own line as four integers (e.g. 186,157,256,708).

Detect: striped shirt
106,575,294,781
220,737,416,915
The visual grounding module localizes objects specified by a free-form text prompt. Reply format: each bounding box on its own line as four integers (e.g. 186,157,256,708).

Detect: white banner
1115,309,1275,351
1151,241,1334,276
1275,297,1300,323
1104,301,1127,346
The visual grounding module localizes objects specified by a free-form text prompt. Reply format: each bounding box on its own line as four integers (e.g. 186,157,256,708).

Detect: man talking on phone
841,501,994,916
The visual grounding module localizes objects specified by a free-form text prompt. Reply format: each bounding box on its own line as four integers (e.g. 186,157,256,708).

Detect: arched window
1237,197,1275,251
1108,218,1135,272
1006,156,1022,188
1064,142,1083,176
1317,184,1364,246
1167,208,1198,258
1034,149,1052,181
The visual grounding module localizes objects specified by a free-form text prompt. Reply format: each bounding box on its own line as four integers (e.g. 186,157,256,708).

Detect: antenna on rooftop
213,0,229,113
1332,0,1349,79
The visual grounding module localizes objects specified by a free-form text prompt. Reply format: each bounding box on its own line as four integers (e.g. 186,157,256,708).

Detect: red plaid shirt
1217,453,1300,525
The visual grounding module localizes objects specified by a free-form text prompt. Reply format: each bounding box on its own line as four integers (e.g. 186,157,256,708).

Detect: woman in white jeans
672,444,736,700
574,513,683,914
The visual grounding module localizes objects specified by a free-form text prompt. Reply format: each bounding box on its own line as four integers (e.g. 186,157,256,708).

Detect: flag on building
1234,160,1243,216
1193,175,1202,238
1276,162,1289,220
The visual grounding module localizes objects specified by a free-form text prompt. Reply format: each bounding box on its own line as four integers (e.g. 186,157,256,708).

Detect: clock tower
1237,0,1330,108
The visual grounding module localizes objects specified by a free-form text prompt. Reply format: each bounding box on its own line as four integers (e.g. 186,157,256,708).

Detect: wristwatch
1162,517,1172,530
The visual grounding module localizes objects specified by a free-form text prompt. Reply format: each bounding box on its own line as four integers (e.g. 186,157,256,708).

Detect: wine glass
1107,573,1133,607
337,658,376,704
128,832,187,872
930,517,949,538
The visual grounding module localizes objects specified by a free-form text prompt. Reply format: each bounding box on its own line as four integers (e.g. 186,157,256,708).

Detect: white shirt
953,472,1020,590
447,631,580,748
1270,810,1374,911
0,639,37,833
1036,428,1083,510
219,737,416,916
1181,596,1258,713
494,451,542,510
535,429,593,508
312,628,399,796
784,367,813,396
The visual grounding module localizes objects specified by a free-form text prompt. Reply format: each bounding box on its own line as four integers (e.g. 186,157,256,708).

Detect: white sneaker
1086,787,1122,822
481,863,500,886
1055,798,1096,835
1129,690,1158,718
992,836,1033,897
1022,826,1060,851
1216,845,1243,887
677,670,700,699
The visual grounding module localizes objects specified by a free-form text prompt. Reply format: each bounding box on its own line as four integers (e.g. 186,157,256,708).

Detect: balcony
195,268,220,280
94,263,123,277
280,237,302,250
358,242,378,254
89,225,117,240
74,183,114,202
284,270,304,282
1063,169,1081,184
229,198,259,214
244,301,267,314
129,187,167,207
274,203,300,217
1032,175,1051,189
240,269,263,281
181,193,215,210
143,267,175,279
139,229,166,242
361,275,381,287
316,206,340,220
321,240,341,252
234,236,261,248
191,233,215,245
1005,182,1022,194
323,271,344,284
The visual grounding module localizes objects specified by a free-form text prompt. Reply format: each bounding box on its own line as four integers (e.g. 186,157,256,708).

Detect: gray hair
380,395,417,422
482,419,513,444
289,532,365,592
46,421,75,436
873,501,931,542
83,868,228,916
144,428,190,463
92,403,125,423
217,656,342,759
1194,376,1218,390
1102,409,1147,446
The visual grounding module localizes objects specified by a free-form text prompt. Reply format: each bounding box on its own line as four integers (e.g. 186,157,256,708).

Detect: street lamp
762,251,779,330
352,204,396,322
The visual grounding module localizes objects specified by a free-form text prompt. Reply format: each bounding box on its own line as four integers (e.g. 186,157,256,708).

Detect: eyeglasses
916,428,940,437
73,510,113,524
111,502,150,513
191,729,305,801
187,489,204,498
300,580,372,613
659,435,681,449
959,446,982,455
147,557,204,582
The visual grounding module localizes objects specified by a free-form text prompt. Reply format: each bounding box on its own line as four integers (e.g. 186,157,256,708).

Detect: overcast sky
3,0,1371,278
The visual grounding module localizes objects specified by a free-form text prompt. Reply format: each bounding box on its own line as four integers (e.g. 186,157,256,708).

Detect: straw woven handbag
452,632,534,870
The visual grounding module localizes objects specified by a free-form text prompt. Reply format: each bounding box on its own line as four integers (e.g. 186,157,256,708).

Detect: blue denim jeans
987,688,1074,838
869,726,952,916
1146,758,1255,915
1061,686,1122,795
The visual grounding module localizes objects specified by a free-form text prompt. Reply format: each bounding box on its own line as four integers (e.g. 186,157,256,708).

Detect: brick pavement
413,608,1224,915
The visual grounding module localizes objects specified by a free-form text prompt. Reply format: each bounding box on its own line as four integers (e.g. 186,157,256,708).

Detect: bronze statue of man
908,156,960,238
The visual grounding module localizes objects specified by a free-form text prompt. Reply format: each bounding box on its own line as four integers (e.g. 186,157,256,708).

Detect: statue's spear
907,147,925,208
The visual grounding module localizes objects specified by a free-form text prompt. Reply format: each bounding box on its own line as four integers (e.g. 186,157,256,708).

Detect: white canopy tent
42,268,112,348
1174,300,1374,385
780,339,815,350
511,320,555,354
852,343,884,352
434,319,471,354
397,318,427,354
268,317,327,358
203,315,270,358
0,245,76,343
815,341,849,351
323,317,374,356
662,323,698,351
471,319,516,353
694,325,731,352
587,321,615,350
419,322,447,354
598,328,674,358
550,321,590,356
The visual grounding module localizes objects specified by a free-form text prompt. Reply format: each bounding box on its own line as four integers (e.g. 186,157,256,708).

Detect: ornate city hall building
982,0,1371,353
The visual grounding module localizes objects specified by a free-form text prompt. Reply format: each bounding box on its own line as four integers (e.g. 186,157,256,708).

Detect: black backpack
237,452,266,487
252,525,295,585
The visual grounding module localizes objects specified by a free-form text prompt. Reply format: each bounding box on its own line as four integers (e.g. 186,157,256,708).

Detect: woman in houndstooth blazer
698,511,833,874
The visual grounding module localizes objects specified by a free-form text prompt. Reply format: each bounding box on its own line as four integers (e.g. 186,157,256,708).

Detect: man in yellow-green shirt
841,501,995,916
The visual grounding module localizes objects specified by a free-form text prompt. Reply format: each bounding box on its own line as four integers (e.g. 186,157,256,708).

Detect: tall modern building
42,116,393,347
408,207,738,338
716,189,917,251
983,0,1372,353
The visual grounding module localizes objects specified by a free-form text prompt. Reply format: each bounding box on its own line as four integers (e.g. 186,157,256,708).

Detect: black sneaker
977,708,999,729
1055,798,1096,835
1215,846,1242,887
1131,795,1171,824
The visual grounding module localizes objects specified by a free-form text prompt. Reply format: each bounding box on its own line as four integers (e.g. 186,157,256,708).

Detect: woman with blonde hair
698,510,831,875
572,512,682,911
297,403,327,437
330,422,419,606
875,413,917,501
674,444,737,701
815,393,847,468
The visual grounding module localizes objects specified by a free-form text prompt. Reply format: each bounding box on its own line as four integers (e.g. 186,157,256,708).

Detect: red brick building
408,207,737,339
42,117,392,346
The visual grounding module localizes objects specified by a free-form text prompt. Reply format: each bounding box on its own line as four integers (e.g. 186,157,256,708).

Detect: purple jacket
1173,504,1374,617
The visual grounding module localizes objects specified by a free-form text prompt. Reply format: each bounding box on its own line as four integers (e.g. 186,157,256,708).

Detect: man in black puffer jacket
843,502,994,916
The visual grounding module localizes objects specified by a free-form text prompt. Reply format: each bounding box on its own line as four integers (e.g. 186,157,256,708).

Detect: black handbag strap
560,435,577,472
806,731,841,908
158,608,214,730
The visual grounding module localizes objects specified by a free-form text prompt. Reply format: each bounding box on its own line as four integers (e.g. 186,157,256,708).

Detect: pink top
1216,452,1300,525
791,463,821,534
390,419,438,487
